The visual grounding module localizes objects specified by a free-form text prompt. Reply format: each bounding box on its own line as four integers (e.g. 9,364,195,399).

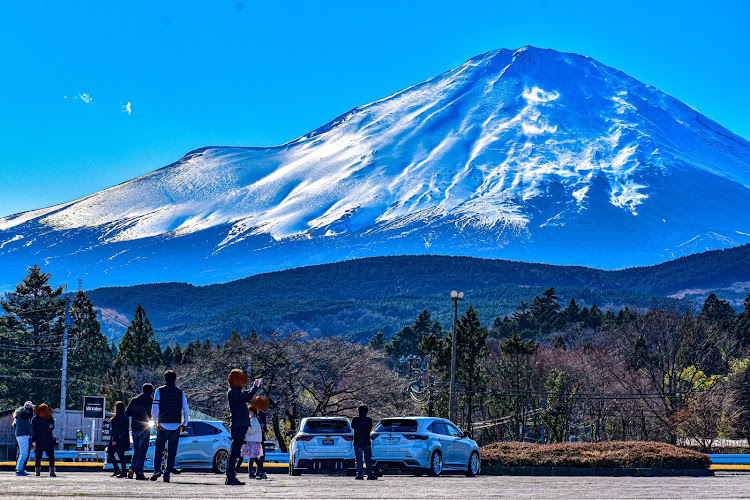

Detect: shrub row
481,441,711,470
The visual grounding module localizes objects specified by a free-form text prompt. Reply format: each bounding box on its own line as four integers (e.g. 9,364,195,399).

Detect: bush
481,441,710,469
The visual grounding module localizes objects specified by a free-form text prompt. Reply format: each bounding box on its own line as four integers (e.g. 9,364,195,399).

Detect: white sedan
288,417,356,475
371,417,481,476
104,420,231,474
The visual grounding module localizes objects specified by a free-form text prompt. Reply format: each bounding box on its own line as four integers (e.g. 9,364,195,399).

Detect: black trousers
34,446,55,468
153,428,180,477
250,456,265,476
227,425,247,479
108,448,127,473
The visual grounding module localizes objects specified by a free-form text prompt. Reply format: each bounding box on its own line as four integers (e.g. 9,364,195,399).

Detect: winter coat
244,417,262,443
109,414,130,453
227,386,259,427
31,416,55,449
352,416,373,447
12,407,33,437
125,392,153,432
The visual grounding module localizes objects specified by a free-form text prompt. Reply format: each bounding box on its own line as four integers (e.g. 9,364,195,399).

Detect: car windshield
374,419,419,433
303,420,351,434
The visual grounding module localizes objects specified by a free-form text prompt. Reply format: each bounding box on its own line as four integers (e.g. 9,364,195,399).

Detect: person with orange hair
31,403,56,477
225,368,262,486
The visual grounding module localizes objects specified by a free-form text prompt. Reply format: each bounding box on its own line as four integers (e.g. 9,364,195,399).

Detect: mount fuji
2,46,750,289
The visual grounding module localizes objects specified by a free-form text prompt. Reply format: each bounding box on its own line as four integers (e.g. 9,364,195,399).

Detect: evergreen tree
563,298,581,324
736,293,750,347
67,291,113,408
100,357,135,405
162,345,174,367
529,287,561,333
385,309,441,358
0,264,65,407
369,331,385,350
172,343,183,365
586,304,604,329
489,316,504,338
116,305,161,367
700,294,736,323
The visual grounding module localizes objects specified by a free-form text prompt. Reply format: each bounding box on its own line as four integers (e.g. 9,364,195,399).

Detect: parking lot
1,472,750,499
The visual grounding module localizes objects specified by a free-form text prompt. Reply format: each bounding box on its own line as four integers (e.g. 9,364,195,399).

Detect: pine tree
369,331,385,350
162,346,174,367
385,309,442,358
563,298,581,324
0,264,65,407
736,293,750,347
100,357,135,404
116,305,161,367
67,291,113,408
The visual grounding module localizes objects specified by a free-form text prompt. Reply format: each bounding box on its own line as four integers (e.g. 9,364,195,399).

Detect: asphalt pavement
1,471,749,499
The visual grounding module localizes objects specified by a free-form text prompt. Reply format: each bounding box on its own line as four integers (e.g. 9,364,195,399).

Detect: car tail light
344,436,353,441
296,435,313,441
370,433,380,440
403,434,429,440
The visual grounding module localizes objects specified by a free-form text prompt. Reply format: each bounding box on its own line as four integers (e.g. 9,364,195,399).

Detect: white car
288,417,356,475
104,420,231,474
371,417,481,476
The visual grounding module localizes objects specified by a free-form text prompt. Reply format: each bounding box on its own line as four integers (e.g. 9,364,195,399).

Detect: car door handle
192,440,199,443
213,439,219,442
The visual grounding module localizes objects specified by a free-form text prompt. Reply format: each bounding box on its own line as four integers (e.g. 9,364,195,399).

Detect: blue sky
1,0,748,217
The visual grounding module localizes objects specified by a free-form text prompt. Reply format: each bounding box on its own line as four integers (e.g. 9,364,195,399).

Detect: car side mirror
179,431,188,438
463,431,472,439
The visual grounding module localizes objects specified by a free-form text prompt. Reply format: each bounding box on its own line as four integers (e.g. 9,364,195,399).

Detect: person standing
31,403,56,477
352,404,377,480
150,370,189,483
125,383,153,480
107,401,129,478
12,401,34,476
225,369,261,486
241,406,266,480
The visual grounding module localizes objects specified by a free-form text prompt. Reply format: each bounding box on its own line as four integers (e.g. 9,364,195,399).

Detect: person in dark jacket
125,383,153,480
31,403,56,477
225,369,261,486
12,401,34,476
107,401,129,478
351,404,376,480
150,370,190,483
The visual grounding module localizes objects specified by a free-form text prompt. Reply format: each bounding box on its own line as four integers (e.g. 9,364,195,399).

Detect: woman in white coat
240,406,266,479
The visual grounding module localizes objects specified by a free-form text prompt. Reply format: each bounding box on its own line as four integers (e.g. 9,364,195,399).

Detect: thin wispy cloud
76,92,93,103
122,101,132,115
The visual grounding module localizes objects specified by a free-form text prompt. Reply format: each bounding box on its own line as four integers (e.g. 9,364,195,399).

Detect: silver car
104,420,231,474
371,417,481,476
288,417,356,475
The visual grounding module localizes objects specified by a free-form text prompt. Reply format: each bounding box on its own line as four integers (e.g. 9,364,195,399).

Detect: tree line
3,263,750,452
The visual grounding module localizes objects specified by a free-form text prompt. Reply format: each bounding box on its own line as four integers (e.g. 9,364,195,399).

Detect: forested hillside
86,245,750,345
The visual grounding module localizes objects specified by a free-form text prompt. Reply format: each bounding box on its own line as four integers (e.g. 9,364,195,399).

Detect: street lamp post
449,290,464,423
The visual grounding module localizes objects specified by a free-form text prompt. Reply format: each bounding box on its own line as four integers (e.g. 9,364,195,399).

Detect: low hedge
481,441,711,470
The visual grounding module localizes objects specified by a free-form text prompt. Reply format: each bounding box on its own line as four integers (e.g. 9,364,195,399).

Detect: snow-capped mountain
2,46,750,289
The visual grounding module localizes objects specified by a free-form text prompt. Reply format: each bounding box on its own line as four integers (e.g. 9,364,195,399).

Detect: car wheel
428,451,443,477
467,452,480,476
289,455,301,476
212,449,229,474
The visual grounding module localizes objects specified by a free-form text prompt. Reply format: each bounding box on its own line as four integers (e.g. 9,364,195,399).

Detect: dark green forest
86,245,750,345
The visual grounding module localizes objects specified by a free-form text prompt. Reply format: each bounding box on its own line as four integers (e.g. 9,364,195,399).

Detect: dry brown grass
481,441,710,469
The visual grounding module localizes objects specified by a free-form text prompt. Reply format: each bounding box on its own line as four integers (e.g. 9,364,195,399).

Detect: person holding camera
225,369,262,486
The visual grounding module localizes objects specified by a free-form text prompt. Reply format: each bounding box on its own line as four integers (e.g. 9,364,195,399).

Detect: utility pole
59,296,72,450
449,290,463,423
427,356,434,418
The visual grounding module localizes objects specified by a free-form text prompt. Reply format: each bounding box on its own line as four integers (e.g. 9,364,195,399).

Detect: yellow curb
710,464,750,470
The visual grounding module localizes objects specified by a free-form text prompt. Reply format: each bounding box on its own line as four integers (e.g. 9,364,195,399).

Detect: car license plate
322,439,334,445
384,437,398,445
